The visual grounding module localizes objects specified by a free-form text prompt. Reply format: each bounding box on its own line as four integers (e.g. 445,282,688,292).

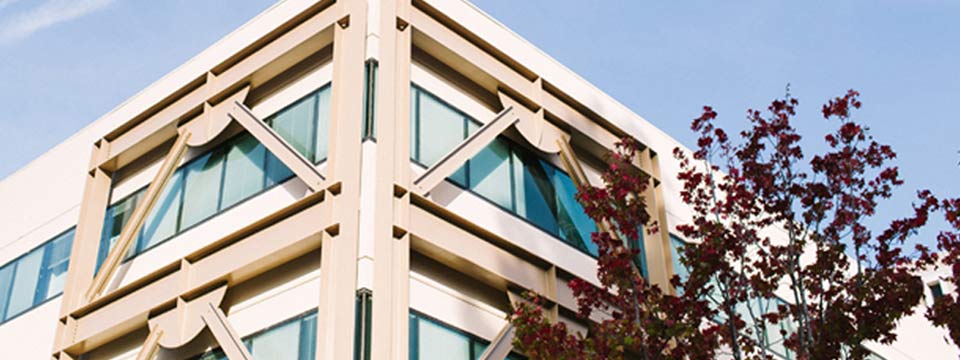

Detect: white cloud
0,0,115,45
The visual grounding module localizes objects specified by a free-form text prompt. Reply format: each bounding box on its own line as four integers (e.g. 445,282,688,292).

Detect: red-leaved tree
511,89,957,359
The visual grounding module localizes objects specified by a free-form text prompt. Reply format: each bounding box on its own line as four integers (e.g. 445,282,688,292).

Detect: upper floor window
98,85,331,268
929,281,944,300
0,227,74,324
410,85,599,257
198,310,317,360
409,311,524,360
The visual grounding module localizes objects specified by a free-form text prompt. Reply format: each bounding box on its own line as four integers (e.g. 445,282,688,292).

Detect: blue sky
1,0,958,248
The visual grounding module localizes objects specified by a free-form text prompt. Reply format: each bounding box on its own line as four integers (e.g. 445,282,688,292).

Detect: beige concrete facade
0,0,955,359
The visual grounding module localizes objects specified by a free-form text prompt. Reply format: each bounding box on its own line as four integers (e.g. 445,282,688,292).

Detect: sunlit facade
0,1,954,359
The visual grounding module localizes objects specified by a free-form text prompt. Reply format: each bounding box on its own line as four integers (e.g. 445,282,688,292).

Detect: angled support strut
86,131,192,303
229,101,326,192
413,106,517,194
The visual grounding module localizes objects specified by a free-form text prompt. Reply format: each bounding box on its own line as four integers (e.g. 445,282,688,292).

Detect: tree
916,194,960,347
511,89,951,359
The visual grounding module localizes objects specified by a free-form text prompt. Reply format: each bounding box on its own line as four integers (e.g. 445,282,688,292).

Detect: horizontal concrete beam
58,190,331,356
100,2,341,172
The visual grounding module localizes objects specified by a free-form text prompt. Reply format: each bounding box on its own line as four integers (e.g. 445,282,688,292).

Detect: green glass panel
221,135,268,209
268,92,317,162
416,91,465,166
315,86,332,162
139,170,184,251
180,150,226,229
468,139,513,210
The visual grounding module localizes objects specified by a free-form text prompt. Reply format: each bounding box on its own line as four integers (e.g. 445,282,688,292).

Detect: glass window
268,93,318,163
669,234,689,284
37,230,73,301
0,228,75,323
468,139,513,210
99,190,143,267
249,318,301,360
417,317,472,360
221,135,268,209
138,170,184,251
512,150,558,234
409,84,614,262
0,265,14,320
315,86,332,162
98,83,331,264
409,312,525,360
553,170,597,255
196,310,317,360
415,90,466,166
930,282,944,299
180,150,226,230
6,249,43,318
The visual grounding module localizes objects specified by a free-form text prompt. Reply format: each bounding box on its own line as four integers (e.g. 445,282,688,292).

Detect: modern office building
0,0,955,359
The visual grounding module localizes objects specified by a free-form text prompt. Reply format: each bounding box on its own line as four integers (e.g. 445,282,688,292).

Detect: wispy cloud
0,0,23,11
0,0,115,45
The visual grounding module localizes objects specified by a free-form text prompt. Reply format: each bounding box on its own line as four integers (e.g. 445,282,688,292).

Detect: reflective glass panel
139,170,184,251
416,91,465,166
249,318,300,360
221,135,267,209
268,93,317,162
417,317,472,360
6,249,43,317
0,265,14,320
315,86,332,162
468,139,513,210
180,150,226,229
39,230,73,300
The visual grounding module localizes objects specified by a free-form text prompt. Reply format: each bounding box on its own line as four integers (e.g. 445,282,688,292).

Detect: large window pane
416,91,466,166
180,150,226,229
249,319,301,360
221,135,268,209
6,249,43,317
0,265,14,320
99,191,143,268
139,170,184,251
553,170,598,255
315,86,332,162
269,92,317,162
38,230,73,301
299,313,318,360
468,139,513,210
417,317,472,360
513,151,560,236
669,235,689,284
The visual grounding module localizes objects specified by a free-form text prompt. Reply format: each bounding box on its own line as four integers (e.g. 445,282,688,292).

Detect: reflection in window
410,85,602,258
99,86,331,266
0,228,74,324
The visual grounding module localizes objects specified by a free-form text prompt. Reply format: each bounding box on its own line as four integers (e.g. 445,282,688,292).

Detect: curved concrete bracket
182,86,252,147
147,285,228,349
498,91,564,154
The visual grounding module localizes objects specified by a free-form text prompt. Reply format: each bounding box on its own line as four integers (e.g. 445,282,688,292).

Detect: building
0,0,955,359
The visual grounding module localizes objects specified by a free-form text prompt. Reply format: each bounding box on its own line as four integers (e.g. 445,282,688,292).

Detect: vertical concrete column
54,140,112,354
316,1,367,359
369,0,413,359
639,151,672,292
